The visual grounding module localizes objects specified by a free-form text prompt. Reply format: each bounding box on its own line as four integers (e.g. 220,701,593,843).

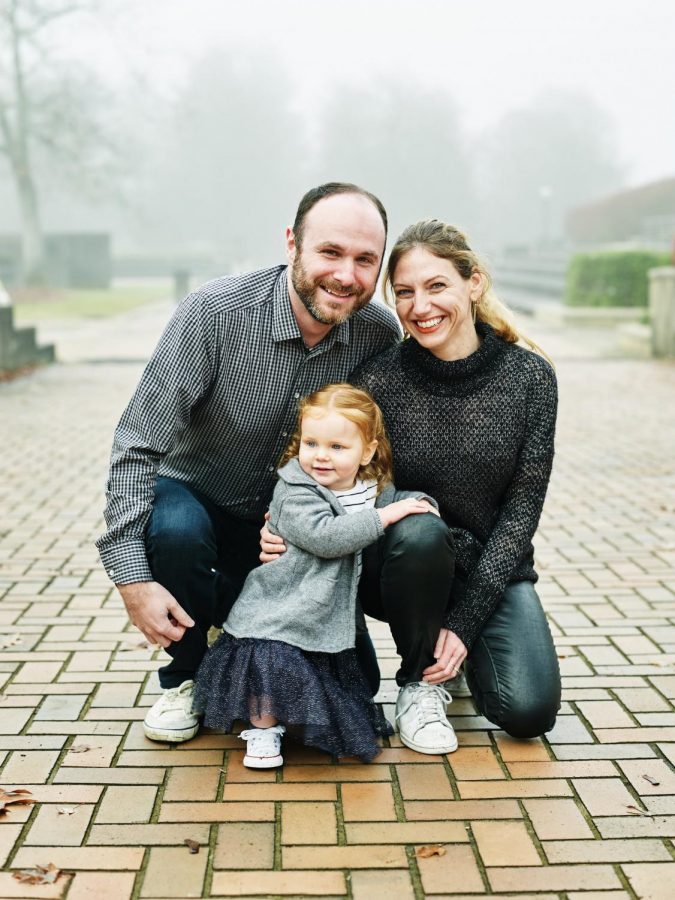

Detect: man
97,183,402,742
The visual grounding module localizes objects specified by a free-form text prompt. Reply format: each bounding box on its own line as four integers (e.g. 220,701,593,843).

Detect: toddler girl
194,384,437,767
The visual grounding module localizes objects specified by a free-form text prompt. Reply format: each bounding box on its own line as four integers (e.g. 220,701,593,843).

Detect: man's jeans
147,477,560,739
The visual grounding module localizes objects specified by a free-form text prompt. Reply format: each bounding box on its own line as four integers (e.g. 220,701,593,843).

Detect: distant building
566,177,675,246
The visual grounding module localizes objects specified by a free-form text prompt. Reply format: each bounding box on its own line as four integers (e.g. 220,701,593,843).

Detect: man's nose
332,258,355,284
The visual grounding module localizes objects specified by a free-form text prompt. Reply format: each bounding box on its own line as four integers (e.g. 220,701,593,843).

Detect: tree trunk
16,166,46,285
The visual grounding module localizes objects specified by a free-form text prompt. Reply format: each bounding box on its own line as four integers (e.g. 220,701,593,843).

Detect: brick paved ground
1,303,674,898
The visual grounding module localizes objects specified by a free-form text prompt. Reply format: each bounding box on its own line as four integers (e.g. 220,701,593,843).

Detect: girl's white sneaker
240,725,286,768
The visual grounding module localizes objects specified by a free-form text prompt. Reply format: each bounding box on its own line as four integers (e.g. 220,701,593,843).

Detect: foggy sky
73,0,675,189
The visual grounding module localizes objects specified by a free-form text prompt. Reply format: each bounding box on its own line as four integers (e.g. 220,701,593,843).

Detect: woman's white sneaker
143,680,200,742
240,725,286,768
395,682,458,754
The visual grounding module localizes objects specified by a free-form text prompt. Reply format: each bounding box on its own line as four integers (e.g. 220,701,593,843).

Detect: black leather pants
358,514,561,739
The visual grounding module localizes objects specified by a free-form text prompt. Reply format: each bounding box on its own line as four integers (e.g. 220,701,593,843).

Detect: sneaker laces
240,725,286,755
405,683,452,728
157,681,194,715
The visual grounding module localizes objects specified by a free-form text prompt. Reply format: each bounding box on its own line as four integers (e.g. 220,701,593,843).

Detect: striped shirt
332,479,378,581
96,265,400,585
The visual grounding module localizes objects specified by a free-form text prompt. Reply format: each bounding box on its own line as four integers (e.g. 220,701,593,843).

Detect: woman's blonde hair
279,383,394,492
384,219,549,359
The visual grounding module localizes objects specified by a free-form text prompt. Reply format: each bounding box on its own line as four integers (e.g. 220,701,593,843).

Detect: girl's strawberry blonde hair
279,383,394,492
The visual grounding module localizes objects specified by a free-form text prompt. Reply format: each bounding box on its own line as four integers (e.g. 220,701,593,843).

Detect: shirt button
268,466,274,472
108,569,115,578
294,392,300,399
282,431,288,437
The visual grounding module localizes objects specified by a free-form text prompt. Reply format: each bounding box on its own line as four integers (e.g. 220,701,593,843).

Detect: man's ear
286,227,297,265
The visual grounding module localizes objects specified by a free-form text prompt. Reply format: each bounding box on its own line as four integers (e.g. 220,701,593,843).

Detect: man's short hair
292,183,388,249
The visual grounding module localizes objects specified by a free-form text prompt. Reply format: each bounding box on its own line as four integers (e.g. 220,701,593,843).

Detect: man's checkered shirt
96,265,400,585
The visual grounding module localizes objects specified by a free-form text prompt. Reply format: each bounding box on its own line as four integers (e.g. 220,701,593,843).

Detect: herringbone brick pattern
1,313,674,898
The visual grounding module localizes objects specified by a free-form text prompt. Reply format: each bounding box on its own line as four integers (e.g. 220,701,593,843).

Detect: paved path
1,302,674,899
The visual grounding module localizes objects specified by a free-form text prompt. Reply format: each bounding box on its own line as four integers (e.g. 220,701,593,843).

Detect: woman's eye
431,282,446,290
395,289,412,299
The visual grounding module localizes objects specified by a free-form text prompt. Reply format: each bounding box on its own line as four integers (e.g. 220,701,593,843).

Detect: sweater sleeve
444,361,557,650
273,488,385,559
95,294,215,584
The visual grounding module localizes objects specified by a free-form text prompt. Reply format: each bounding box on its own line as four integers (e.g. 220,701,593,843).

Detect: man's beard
291,255,371,325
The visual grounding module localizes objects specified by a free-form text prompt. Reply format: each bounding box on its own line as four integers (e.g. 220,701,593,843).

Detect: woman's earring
471,298,478,324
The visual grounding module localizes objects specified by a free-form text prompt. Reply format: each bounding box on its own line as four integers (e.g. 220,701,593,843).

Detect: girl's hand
423,628,467,685
259,512,287,563
378,497,438,529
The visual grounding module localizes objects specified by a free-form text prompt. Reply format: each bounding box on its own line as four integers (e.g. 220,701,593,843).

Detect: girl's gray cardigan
224,458,436,653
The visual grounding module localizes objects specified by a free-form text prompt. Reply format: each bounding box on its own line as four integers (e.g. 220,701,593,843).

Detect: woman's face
392,246,482,360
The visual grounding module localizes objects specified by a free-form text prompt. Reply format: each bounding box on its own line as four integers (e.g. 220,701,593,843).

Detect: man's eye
322,249,338,257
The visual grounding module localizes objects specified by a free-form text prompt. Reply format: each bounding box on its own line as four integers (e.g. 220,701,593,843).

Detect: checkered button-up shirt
96,265,400,585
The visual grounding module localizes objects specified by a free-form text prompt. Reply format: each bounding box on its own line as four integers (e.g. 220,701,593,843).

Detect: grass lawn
12,282,171,323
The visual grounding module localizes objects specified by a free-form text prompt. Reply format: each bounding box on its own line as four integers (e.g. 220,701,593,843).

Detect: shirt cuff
98,539,153,585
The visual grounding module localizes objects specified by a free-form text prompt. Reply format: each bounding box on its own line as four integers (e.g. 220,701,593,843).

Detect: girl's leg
359,513,455,685
466,581,561,739
249,714,278,728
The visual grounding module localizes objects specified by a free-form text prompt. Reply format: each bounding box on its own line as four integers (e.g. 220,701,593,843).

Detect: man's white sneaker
240,725,286,768
445,667,472,698
395,682,458,754
143,680,200,743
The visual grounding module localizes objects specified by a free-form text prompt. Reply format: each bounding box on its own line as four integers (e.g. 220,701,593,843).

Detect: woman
351,219,560,750
262,220,560,754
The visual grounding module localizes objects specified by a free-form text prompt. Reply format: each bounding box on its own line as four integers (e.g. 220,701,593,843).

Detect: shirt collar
272,267,351,348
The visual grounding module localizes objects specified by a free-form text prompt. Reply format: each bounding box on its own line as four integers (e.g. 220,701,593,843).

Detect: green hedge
564,251,669,307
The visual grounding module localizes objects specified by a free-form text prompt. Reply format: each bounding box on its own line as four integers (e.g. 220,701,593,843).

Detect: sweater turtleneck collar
400,321,506,394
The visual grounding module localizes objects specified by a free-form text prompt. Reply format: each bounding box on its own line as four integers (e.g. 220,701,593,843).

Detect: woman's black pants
357,513,561,739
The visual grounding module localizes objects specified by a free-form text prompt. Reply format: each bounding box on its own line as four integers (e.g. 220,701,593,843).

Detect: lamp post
538,185,553,251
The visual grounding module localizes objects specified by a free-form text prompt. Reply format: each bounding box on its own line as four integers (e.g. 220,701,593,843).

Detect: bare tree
0,0,117,283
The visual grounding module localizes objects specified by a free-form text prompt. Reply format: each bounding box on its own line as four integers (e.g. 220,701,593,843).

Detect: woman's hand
259,512,287,563
423,627,467,685
378,497,438,529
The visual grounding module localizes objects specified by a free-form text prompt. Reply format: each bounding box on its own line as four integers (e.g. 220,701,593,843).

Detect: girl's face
298,411,377,491
392,246,482,360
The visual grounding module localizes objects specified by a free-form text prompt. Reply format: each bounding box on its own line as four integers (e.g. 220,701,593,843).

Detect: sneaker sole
143,722,199,743
398,732,458,755
243,754,283,769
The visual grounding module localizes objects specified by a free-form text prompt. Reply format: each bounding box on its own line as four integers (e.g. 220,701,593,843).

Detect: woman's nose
411,291,432,314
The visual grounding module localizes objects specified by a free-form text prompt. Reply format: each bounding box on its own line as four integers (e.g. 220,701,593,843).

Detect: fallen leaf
69,744,94,754
416,844,446,858
626,805,654,817
13,863,61,885
184,838,200,854
642,774,660,786
0,788,36,817
556,653,569,659
1,633,22,649
57,805,79,816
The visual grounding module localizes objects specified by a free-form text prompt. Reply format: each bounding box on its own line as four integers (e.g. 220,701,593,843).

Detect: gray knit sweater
352,322,557,651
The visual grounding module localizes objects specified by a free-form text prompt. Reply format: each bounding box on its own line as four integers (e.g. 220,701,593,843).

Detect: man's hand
422,627,467,685
117,581,194,649
260,512,287,563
